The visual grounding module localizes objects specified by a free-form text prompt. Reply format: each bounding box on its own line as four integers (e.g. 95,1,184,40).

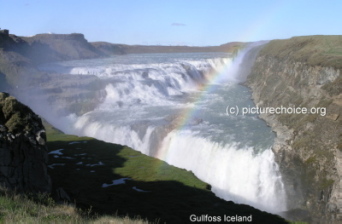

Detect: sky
0,0,341,46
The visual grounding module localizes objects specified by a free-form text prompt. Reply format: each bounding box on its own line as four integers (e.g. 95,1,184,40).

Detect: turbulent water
39,46,287,213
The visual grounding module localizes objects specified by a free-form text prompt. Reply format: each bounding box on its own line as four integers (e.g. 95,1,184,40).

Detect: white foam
72,116,155,155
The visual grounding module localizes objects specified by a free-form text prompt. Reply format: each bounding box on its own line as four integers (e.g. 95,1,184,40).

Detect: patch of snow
132,186,150,193
76,162,83,165
75,153,87,156
102,178,131,188
86,161,105,167
69,141,81,145
49,149,64,155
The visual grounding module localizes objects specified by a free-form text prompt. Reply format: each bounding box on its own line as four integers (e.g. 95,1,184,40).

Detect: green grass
0,187,151,224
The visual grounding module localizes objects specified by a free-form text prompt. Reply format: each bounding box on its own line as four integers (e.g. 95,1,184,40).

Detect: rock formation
247,36,342,224
0,92,51,193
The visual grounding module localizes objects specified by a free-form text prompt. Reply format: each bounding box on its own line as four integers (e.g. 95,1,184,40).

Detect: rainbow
154,55,236,160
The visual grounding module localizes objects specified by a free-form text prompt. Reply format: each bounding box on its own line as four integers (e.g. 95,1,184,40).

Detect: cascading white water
39,50,287,214
159,130,286,213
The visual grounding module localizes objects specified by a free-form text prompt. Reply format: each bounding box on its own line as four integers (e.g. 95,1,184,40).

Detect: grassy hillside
259,35,342,69
44,121,289,223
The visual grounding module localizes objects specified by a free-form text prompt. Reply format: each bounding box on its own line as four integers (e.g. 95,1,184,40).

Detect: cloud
171,23,186,27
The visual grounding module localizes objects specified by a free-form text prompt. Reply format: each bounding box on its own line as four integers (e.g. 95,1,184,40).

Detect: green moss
304,156,316,165
0,93,43,133
5,112,25,132
320,178,334,189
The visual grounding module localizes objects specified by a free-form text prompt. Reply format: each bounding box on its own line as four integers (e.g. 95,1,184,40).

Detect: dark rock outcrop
0,92,51,193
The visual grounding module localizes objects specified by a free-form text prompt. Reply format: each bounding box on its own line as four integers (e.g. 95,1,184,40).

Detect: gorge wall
247,36,342,223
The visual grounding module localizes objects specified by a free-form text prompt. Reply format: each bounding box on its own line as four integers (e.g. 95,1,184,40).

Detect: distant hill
91,41,245,55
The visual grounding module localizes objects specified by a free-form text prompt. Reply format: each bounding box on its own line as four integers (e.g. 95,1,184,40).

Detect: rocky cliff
246,35,342,223
0,32,108,115
0,92,51,193
22,33,105,62
0,31,112,87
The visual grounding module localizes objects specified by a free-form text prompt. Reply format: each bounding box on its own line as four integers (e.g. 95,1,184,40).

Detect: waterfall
37,50,287,214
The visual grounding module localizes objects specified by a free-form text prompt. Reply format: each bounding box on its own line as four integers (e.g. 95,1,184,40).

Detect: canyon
1,30,341,223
